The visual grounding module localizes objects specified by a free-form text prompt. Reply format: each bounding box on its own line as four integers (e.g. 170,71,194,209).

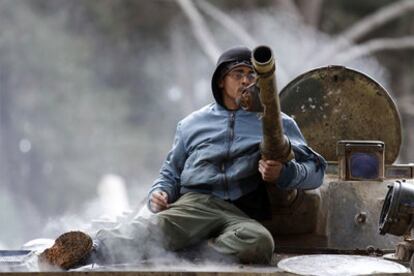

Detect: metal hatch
279,66,402,164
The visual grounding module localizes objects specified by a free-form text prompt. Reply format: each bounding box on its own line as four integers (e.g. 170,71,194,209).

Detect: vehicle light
379,180,414,271
337,140,384,181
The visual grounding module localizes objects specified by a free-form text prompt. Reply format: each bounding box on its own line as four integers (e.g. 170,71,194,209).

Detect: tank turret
264,64,414,269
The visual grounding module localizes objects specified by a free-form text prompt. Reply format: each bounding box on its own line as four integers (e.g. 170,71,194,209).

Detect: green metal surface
280,66,402,164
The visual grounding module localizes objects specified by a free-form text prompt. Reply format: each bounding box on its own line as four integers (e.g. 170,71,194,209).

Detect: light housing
337,140,384,181
379,180,414,236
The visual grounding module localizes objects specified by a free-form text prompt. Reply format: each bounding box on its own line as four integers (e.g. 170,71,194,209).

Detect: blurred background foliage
0,0,413,248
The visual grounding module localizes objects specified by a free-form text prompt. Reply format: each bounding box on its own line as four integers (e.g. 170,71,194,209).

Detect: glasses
226,70,257,82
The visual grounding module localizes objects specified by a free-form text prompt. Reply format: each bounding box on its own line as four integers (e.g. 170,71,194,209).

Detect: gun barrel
252,46,275,75
252,46,293,162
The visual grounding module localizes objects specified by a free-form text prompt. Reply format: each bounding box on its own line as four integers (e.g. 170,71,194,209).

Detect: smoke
97,174,131,219
0,1,395,270
0,0,173,249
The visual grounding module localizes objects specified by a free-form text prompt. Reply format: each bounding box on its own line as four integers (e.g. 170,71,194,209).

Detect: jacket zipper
223,111,235,199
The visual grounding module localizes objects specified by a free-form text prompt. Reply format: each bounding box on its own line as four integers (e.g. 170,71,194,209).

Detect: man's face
219,65,256,110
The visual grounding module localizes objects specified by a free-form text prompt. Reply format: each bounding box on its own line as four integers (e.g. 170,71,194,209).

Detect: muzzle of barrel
252,46,275,76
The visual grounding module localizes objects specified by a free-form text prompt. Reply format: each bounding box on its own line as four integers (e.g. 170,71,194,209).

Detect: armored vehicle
236,45,414,274
1,46,413,275
264,58,414,274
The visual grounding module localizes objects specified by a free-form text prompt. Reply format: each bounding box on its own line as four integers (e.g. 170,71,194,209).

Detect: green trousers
95,192,274,264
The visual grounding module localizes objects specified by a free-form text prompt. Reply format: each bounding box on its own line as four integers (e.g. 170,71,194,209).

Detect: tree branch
398,96,414,117
335,36,414,63
341,0,414,43
196,0,256,48
195,0,290,84
176,0,221,63
273,0,303,21
296,0,323,27
308,0,414,66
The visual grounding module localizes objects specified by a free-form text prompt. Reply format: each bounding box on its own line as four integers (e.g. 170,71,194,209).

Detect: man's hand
259,159,284,182
149,191,170,213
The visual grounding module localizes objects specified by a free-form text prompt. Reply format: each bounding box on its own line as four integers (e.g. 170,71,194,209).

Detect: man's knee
215,222,274,264
237,226,274,264
155,213,191,250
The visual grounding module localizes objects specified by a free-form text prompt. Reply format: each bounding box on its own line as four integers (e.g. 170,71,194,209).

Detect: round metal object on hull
278,254,409,276
279,66,401,164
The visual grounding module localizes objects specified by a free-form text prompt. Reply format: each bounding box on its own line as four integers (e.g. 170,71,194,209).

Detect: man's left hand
259,159,284,182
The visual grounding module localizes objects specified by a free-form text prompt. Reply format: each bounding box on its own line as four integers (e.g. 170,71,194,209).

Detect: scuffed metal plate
0,250,35,272
278,254,409,276
280,66,401,164
0,250,32,266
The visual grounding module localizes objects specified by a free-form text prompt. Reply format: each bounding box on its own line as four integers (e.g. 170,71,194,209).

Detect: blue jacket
148,102,326,207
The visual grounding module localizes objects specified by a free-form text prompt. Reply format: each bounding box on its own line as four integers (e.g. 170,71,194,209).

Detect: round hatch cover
278,254,409,276
280,66,401,164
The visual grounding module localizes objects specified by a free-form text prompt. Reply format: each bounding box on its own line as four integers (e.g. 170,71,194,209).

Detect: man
40,46,326,269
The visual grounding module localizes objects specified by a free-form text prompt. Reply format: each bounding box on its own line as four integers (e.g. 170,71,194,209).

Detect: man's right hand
149,191,170,213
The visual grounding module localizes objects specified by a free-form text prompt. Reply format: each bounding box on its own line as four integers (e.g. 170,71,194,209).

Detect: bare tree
179,0,289,83
170,26,198,113
176,0,221,63
196,0,256,48
335,36,414,63
296,0,323,28
308,0,414,66
272,0,303,20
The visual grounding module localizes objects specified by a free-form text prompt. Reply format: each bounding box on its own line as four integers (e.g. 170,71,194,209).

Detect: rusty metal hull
0,256,411,275
0,260,292,275
0,259,411,275
264,171,403,250
279,66,402,164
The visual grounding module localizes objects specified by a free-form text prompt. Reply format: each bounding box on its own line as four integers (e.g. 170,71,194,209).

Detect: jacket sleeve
276,117,327,190
147,122,187,211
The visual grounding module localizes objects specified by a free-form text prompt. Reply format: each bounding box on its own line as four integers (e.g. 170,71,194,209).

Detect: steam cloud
0,2,391,271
